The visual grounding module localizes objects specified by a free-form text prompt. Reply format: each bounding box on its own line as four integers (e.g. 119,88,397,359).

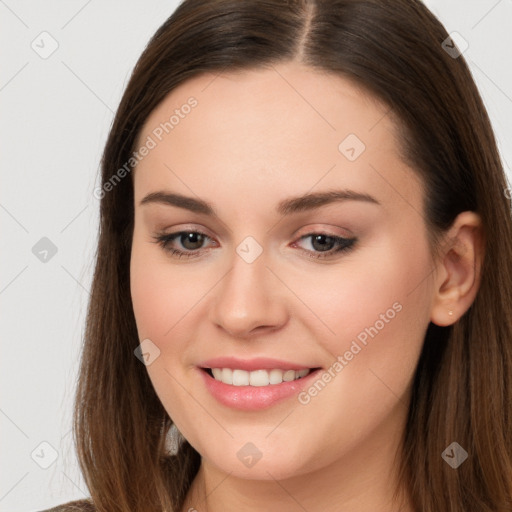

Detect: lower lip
198,368,322,410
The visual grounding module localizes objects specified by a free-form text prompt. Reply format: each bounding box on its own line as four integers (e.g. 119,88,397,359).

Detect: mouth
200,367,322,387
197,359,324,410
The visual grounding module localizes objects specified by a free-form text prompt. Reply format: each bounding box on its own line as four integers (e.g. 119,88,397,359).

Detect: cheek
129,234,203,419
285,237,431,448
291,233,432,409
288,233,431,350
130,232,206,343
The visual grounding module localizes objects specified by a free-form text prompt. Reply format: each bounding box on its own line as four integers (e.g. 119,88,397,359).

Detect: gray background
1,1,511,510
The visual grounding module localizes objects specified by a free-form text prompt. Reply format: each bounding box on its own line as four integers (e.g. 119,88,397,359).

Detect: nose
208,246,289,339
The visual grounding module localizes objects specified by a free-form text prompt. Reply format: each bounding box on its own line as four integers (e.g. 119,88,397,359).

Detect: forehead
132,62,421,216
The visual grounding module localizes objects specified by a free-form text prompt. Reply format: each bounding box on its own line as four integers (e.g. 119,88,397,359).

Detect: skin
129,61,483,512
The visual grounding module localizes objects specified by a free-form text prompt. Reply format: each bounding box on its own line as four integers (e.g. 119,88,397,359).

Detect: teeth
209,368,311,386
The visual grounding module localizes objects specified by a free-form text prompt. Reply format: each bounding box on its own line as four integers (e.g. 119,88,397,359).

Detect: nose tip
208,250,288,339
218,321,281,339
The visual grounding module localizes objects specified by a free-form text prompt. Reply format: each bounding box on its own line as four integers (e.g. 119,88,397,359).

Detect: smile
206,367,312,386
198,364,323,410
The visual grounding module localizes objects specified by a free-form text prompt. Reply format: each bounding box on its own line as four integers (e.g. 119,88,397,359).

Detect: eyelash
152,230,357,260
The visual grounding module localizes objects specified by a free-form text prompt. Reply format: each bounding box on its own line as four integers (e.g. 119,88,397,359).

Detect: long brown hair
68,1,512,511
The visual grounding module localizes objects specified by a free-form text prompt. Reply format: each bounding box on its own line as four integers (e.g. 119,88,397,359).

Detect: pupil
182,232,204,250
312,234,334,252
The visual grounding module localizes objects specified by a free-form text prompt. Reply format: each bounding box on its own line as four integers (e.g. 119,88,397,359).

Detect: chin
198,439,316,481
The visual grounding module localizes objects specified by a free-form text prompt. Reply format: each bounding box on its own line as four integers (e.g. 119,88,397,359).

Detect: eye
292,233,357,259
152,230,214,259
152,230,357,260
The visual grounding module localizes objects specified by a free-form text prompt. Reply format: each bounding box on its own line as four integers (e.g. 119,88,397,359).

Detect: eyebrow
139,189,380,216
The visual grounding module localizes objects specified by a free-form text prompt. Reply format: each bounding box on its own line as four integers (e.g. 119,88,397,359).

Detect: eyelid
293,223,354,239
160,223,216,240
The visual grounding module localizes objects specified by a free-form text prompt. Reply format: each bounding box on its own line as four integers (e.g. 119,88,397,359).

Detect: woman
44,0,512,511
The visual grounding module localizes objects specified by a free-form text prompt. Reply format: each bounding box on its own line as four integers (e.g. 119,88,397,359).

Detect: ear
430,211,485,327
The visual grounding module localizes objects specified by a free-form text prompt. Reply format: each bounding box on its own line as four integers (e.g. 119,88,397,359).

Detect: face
130,61,434,483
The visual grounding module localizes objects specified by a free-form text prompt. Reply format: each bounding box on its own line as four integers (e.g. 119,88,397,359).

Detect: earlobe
430,211,484,327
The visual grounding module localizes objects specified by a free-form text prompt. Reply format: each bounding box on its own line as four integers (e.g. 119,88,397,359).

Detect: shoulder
38,499,96,512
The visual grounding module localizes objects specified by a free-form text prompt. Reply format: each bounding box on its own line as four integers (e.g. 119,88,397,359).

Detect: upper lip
198,356,320,372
